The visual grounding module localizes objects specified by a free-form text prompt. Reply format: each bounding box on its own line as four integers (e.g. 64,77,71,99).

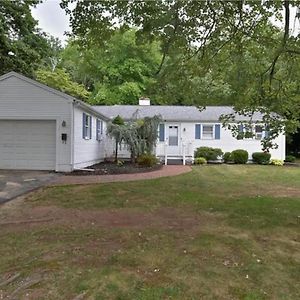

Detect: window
255,125,263,140
83,113,92,139
168,126,178,146
96,119,103,141
202,125,214,139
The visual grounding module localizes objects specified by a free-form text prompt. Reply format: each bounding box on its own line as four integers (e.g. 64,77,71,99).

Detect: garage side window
83,113,92,139
96,119,103,141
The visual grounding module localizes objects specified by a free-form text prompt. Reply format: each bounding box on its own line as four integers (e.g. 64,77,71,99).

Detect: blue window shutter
195,124,201,139
100,120,103,135
238,124,243,133
159,124,165,141
82,113,86,138
215,124,221,139
89,116,92,139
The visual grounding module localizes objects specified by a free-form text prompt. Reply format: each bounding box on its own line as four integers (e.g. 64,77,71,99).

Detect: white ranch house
0,72,285,171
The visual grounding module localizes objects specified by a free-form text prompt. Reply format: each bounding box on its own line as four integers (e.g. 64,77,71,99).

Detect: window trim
240,123,266,141
201,124,215,140
254,125,263,140
83,113,92,140
96,118,103,141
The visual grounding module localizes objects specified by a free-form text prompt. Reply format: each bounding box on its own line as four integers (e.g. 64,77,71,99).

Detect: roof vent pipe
139,97,151,106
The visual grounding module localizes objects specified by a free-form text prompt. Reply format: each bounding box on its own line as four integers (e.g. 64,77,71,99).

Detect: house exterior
0,72,286,171
94,104,286,164
0,72,109,172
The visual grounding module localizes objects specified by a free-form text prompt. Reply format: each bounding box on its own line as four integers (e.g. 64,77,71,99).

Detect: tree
107,114,161,162
60,30,161,105
35,68,91,100
0,0,51,76
61,0,300,148
42,36,63,72
107,115,125,162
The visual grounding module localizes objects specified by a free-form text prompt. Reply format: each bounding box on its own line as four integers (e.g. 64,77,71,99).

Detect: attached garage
0,120,56,170
0,71,108,172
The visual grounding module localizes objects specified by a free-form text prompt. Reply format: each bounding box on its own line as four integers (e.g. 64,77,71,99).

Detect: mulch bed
66,161,163,176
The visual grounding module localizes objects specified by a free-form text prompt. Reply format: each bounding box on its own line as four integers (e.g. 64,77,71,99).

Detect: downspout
70,100,75,170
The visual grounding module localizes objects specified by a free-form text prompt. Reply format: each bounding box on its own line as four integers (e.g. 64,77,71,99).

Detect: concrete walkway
52,165,192,186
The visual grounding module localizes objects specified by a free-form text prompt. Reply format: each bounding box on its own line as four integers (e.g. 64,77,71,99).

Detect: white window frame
243,124,264,141
201,124,214,140
96,119,103,141
84,114,92,140
254,125,263,140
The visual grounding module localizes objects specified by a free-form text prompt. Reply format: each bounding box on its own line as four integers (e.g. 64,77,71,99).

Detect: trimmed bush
223,152,232,163
194,157,207,165
194,147,223,161
252,152,271,165
137,154,158,167
285,155,296,163
231,149,248,164
270,159,284,166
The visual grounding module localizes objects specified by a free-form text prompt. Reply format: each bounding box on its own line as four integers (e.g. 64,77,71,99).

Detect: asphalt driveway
0,170,59,204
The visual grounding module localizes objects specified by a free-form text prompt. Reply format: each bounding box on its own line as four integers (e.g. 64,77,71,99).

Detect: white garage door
0,120,56,170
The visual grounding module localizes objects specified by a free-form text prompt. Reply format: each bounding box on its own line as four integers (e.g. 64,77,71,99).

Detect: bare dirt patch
0,204,218,233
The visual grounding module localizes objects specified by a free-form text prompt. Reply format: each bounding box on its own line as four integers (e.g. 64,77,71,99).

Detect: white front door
167,125,180,156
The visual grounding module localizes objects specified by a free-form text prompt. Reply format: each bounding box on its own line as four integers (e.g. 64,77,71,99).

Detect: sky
31,1,300,45
31,0,71,44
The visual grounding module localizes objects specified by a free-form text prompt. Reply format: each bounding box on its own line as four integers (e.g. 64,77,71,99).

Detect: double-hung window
83,113,92,139
255,125,263,140
202,125,214,139
96,119,103,141
195,124,220,140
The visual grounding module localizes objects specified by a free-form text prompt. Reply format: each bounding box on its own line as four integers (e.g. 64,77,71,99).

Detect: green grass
0,165,300,299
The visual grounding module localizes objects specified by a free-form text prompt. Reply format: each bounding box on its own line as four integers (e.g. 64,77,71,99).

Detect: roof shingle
92,105,265,122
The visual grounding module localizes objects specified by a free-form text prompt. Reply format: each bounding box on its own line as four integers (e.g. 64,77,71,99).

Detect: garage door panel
0,120,56,170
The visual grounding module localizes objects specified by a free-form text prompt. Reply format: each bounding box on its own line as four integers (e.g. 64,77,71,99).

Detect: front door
167,125,180,156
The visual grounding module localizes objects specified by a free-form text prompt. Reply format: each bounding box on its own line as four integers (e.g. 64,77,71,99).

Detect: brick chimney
139,97,151,106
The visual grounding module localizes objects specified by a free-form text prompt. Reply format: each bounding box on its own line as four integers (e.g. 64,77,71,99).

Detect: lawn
0,165,299,299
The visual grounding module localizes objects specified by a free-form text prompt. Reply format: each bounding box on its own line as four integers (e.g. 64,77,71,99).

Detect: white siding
103,121,286,161
156,122,286,160
0,75,73,171
73,106,108,168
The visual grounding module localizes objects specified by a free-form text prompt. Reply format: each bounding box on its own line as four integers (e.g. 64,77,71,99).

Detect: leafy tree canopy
36,68,90,100
0,0,52,76
60,29,161,104
61,0,300,149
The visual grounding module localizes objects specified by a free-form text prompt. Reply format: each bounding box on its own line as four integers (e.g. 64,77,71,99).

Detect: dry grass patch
0,165,299,299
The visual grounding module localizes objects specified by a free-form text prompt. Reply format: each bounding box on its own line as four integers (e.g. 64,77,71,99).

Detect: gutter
73,99,109,121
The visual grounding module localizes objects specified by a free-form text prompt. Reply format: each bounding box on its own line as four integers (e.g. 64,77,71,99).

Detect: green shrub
252,152,271,165
285,155,296,163
194,147,223,161
223,152,232,163
137,154,158,167
194,157,207,165
270,159,284,166
231,149,249,164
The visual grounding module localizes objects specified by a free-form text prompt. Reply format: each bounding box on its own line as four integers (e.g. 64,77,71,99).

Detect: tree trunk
115,140,118,163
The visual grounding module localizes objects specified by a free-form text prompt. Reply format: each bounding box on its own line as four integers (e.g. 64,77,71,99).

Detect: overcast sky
31,0,71,44
31,1,299,45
